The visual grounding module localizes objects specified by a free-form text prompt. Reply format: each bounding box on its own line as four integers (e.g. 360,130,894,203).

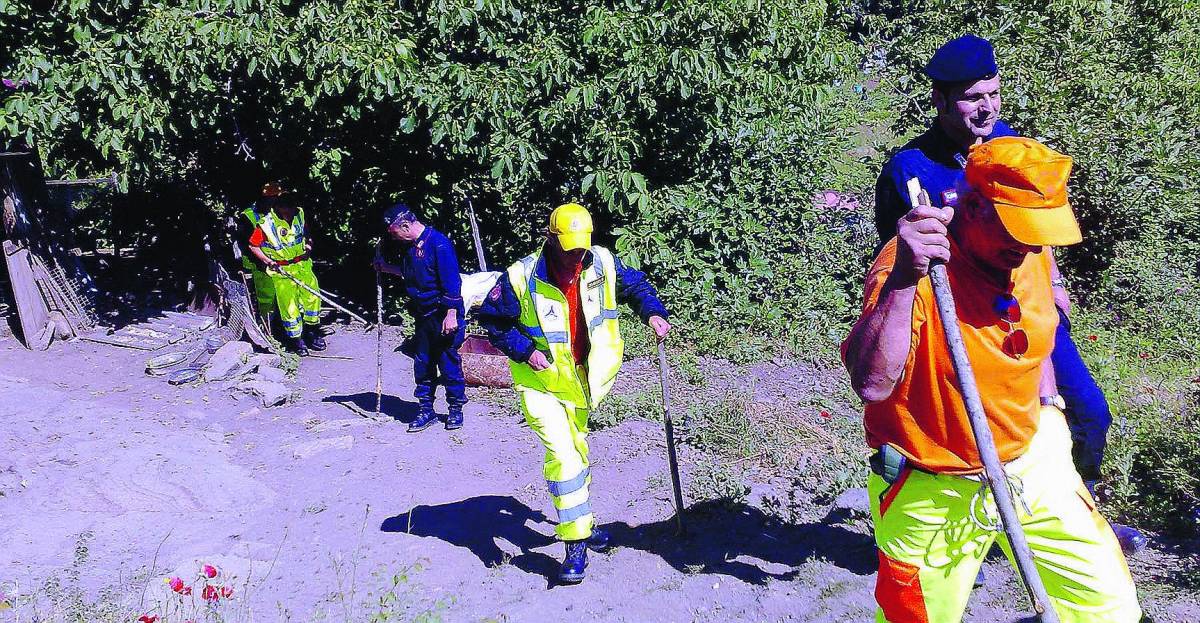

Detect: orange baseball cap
965,137,1082,246
261,182,287,197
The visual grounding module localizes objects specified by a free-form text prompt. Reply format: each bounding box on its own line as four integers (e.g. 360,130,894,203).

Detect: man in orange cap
843,137,1140,622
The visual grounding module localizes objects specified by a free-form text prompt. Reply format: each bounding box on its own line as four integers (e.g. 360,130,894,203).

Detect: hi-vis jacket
257,208,309,263
477,245,668,409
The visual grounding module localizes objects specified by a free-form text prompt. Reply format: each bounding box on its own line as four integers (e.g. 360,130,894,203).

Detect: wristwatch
1040,394,1066,410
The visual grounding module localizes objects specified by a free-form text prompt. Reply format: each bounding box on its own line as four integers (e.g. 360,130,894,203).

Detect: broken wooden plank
3,240,52,350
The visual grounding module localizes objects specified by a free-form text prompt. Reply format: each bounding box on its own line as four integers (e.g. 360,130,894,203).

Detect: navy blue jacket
391,226,464,319
874,120,1017,241
476,247,669,363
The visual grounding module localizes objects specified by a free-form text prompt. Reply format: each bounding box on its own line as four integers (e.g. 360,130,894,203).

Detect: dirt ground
1,324,1197,622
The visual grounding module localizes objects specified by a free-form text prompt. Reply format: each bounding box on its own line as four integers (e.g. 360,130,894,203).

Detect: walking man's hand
894,190,953,285
649,315,671,341
442,309,459,335
527,350,552,371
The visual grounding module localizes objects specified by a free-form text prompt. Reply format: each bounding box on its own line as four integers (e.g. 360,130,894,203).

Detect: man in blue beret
373,203,468,432
872,34,1147,561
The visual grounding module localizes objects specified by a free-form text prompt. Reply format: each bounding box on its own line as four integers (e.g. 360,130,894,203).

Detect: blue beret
383,202,416,227
924,35,998,84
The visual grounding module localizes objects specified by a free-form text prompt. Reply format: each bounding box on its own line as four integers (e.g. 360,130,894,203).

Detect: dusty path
0,328,1196,622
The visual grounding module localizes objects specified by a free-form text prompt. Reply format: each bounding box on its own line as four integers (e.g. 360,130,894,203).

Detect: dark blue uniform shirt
874,120,1017,241
476,248,669,363
393,226,464,319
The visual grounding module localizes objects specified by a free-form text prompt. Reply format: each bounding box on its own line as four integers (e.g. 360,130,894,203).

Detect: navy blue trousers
412,314,467,411
1052,308,1112,482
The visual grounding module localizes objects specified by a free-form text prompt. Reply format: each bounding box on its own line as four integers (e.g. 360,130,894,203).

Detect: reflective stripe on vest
506,246,624,409
259,208,308,262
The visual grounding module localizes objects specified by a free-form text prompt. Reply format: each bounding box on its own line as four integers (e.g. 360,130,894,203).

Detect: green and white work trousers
519,388,594,541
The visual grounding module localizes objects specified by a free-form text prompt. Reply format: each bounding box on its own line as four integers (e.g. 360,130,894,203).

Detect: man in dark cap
873,35,1147,557
373,204,467,432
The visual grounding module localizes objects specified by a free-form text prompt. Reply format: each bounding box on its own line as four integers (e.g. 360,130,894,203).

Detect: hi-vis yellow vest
258,207,308,263
507,246,624,409
241,205,264,270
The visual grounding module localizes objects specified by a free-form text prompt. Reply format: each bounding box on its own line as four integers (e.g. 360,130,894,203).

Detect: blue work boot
445,404,464,430
1112,523,1148,555
587,527,611,551
558,541,588,584
408,409,438,433
287,336,309,357
302,324,327,351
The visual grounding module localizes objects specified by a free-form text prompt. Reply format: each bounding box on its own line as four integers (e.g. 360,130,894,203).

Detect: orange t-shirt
842,238,1057,474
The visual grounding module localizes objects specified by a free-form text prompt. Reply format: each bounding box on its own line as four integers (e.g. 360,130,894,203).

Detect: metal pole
374,241,385,417
465,196,488,271
907,178,1058,623
271,267,371,325
656,340,686,534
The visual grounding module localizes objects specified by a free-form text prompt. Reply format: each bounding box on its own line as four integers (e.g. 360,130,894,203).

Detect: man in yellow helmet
247,189,326,355
478,203,671,584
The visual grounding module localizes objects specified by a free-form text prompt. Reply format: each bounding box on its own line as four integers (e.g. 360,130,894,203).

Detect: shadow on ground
381,496,876,586
381,495,560,579
322,392,420,423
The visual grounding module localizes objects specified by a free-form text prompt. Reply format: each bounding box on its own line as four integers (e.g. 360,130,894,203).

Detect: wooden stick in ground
374,241,385,417
656,340,687,534
906,178,1059,623
271,268,371,326
465,196,488,271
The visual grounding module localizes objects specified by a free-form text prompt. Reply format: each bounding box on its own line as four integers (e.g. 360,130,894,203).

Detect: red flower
220,585,234,598
202,564,219,579
138,615,159,623
168,577,186,594
1087,335,1098,342
819,410,831,419
202,585,221,601
1139,353,1150,360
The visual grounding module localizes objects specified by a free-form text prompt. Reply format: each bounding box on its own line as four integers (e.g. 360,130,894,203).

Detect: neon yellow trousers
269,261,321,338
869,407,1141,623
249,265,276,314
518,388,594,541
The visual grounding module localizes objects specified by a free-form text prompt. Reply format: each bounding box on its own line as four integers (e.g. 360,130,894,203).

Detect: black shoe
445,407,464,430
288,336,309,357
558,540,588,584
587,527,611,551
1112,523,1149,555
408,411,438,433
303,325,327,351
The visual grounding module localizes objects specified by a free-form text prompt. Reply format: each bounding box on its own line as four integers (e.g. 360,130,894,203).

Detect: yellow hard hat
261,182,286,198
549,203,593,251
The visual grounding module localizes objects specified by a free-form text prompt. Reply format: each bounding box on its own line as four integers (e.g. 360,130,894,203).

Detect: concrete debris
203,341,253,381
235,379,291,408
248,353,283,371
291,435,353,459
250,367,288,384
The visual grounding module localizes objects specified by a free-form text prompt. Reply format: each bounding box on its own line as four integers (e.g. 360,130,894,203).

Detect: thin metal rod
45,174,117,187
908,178,1058,623
374,241,385,417
271,268,370,325
465,196,488,272
656,340,686,534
